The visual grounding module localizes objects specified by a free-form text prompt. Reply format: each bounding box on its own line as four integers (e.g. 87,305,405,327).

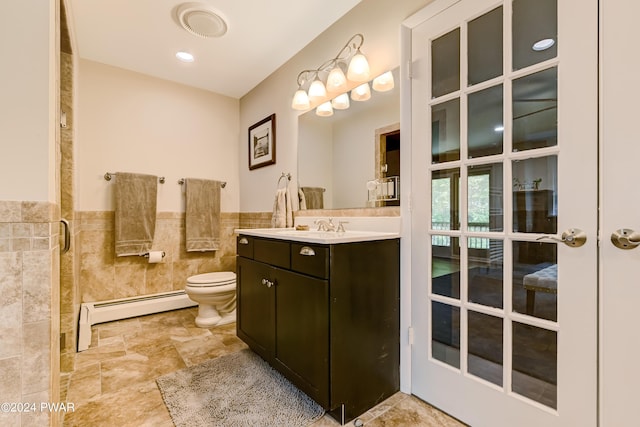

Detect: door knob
610,229,640,250
536,228,587,247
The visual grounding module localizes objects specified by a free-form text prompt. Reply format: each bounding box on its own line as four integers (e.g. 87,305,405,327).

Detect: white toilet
185,271,237,328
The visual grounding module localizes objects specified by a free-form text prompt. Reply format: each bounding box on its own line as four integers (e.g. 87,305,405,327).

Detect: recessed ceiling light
176,51,195,62
532,38,555,51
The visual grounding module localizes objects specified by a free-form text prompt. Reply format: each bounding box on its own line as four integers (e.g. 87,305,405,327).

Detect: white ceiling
67,0,362,98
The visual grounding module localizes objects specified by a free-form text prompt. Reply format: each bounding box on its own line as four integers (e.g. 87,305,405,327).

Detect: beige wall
76,59,240,213
0,1,58,203
73,60,243,303
0,1,61,425
239,0,430,212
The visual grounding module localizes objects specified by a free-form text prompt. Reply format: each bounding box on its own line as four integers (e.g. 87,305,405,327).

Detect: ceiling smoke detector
176,3,228,39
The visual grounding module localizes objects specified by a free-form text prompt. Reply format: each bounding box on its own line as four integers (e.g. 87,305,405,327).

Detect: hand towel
300,187,325,210
114,172,158,256
285,186,293,227
298,188,307,210
185,178,221,252
271,188,287,228
271,187,293,228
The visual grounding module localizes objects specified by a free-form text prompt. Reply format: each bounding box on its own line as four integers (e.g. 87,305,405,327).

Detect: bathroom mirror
297,67,400,210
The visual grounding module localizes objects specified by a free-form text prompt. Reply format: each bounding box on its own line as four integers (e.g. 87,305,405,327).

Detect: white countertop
235,228,400,244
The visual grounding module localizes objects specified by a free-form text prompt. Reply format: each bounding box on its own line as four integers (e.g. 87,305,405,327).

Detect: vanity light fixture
316,101,334,117
351,82,371,101
291,87,310,110
291,33,370,110
331,93,350,110
176,51,195,62
532,38,555,51
308,77,328,103
372,71,395,92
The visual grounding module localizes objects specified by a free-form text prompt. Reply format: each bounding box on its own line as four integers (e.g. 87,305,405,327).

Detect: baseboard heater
77,290,197,351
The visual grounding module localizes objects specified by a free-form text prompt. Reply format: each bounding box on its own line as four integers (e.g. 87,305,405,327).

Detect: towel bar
104,172,165,184
177,178,227,188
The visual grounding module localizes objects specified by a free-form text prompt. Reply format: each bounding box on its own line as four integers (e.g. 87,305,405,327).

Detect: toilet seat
187,271,236,287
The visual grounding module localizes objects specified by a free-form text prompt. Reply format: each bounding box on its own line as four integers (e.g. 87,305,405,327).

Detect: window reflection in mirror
297,68,400,210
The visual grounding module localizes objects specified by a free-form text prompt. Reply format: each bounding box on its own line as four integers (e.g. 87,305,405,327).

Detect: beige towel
185,178,221,252
271,187,293,228
114,172,157,256
300,187,325,210
298,188,307,210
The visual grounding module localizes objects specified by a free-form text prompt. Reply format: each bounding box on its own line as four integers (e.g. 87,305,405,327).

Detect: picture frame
248,114,276,170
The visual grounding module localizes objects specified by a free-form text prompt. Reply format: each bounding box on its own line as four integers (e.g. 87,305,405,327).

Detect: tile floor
61,308,465,426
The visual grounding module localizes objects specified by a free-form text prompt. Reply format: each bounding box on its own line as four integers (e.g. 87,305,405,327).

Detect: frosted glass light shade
372,71,395,92
308,79,327,102
351,82,371,101
326,67,348,92
291,89,310,110
316,101,334,117
346,50,370,82
331,93,350,110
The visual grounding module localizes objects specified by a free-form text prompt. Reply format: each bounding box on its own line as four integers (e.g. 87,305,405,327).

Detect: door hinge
406,60,413,79
408,326,414,345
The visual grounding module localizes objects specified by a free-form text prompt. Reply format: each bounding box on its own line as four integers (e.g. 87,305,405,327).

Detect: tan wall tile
22,201,55,222
0,253,23,358
23,251,52,322
0,201,21,223
77,211,240,302
22,320,51,395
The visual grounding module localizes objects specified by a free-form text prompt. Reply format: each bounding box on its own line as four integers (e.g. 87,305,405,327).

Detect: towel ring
277,172,291,189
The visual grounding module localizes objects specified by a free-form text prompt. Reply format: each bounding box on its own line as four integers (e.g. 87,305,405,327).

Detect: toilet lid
187,271,236,286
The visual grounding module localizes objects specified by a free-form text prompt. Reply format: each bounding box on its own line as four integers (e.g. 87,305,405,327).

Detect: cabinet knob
239,237,249,245
299,246,316,256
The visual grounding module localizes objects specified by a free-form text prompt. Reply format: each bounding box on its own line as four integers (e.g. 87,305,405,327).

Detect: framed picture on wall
248,114,276,170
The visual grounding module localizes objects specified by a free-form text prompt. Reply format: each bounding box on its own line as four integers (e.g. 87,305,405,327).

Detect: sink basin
235,228,399,244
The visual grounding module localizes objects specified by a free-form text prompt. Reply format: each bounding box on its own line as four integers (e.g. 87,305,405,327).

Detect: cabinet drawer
254,238,290,269
237,235,254,258
291,243,329,279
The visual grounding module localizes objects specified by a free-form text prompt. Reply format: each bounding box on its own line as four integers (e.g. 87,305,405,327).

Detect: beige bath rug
156,349,324,427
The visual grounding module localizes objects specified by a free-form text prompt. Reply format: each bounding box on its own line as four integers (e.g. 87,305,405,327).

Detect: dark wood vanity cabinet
236,235,400,424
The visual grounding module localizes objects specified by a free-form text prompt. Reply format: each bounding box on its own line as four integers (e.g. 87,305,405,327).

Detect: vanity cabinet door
273,268,329,407
236,257,274,360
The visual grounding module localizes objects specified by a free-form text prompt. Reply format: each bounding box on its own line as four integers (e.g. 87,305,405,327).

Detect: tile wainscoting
0,200,60,426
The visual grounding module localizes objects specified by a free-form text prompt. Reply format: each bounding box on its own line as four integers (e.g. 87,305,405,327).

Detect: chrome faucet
314,218,336,232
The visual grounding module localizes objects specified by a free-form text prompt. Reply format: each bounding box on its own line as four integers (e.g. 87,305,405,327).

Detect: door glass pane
513,0,557,71
513,241,557,322
432,28,460,98
469,311,503,386
468,84,503,158
512,156,557,234
512,321,557,408
468,163,503,232
432,168,460,231
432,301,460,368
432,237,460,299
432,98,461,163
513,67,558,152
468,6,503,85
468,239,503,309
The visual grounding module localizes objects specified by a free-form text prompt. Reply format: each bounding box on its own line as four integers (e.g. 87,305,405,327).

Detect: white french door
599,1,640,425
408,0,598,425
